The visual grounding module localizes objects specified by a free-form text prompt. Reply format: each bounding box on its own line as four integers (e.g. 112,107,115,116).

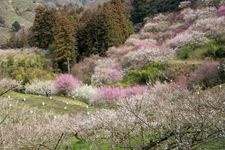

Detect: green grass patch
2,91,89,114
67,138,124,150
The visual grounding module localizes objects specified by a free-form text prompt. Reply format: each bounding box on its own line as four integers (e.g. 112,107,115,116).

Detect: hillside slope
0,0,37,45
0,0,109,45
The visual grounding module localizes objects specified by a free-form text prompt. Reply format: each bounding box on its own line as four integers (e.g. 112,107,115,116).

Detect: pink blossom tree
54,74,82,95
217,5,225,16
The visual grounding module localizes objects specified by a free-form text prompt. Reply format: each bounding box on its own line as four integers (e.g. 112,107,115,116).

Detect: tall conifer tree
78,0,134,57
51,10,77,72
29,6,56,49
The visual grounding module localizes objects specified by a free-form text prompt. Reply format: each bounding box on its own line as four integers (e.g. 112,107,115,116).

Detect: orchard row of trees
7,0,133,72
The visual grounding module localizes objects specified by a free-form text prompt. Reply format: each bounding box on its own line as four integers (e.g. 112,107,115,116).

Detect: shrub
90,86,148,103
217,5,225,16
165,62,196,82
123,62,168,86
177,39,225,59
188,62,220,89
69,85,97,103
0,54,54,83
54,74,82,96
11,21,21,32
25,80,56,96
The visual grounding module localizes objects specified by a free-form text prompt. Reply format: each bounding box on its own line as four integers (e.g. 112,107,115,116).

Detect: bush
54,74,82,96
165,62,196,81
25,80,56,96
69,85,97,103
11,21,21,32
177,39,225,59
217,5,225,16
123,62,168,86
0,54,54,83
188,62,220,90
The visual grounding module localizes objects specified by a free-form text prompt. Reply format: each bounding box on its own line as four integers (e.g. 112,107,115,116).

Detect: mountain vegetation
1,0,225,149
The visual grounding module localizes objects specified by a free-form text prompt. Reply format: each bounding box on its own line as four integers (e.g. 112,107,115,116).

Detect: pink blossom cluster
91,58,123,86
105,63,123,81
91,86,148,103
175,13,184,22
188,61,220,89
54,74,82,95
217,5,225,16
105,68,123,82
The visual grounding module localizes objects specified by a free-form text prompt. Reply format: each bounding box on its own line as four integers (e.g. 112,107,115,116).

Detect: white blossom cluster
1,82,225,149
69,84,97,102
168,7,225,48
0,78,22,92
122,46,175,67
25,80,56,96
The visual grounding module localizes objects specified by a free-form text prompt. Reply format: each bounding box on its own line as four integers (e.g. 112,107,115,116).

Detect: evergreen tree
78,0,133,57
51,11,77,73
11,21,21,32
77,9,95,58
132,0,184,23
29,6,56,49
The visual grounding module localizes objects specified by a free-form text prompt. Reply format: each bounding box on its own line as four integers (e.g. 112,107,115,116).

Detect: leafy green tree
29,6,56,49
0,54,54,84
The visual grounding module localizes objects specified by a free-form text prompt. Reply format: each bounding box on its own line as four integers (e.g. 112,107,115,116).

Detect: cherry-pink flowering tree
54,74,82,95
217,5,225,16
